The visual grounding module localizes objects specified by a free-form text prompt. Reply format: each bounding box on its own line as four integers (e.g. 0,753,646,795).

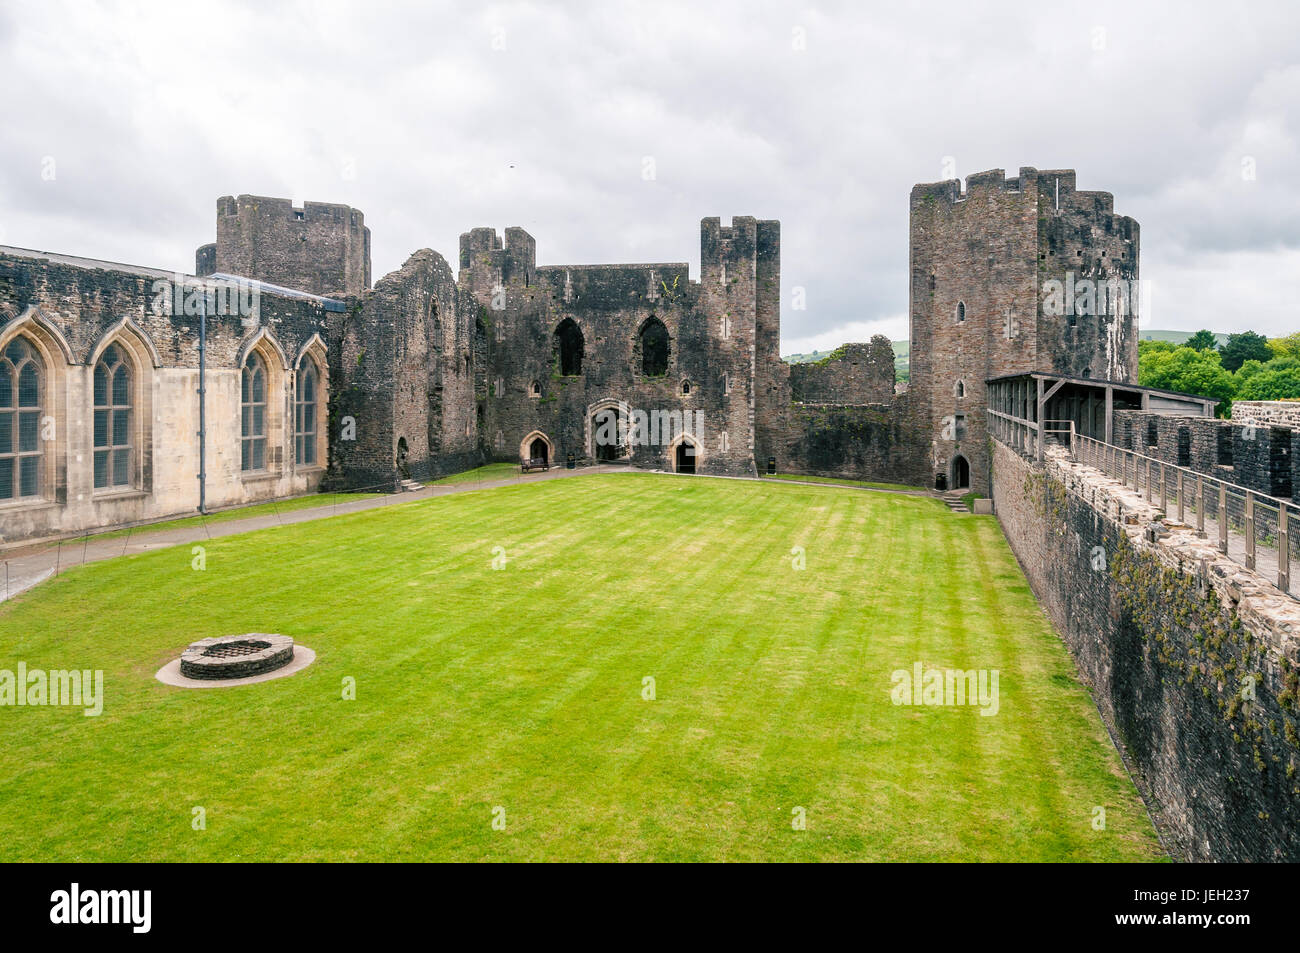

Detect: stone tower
196,194,371,296
908,167,1139,495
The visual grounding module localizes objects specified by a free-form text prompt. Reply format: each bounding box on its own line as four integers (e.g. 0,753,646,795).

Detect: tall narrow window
295,362,317,466
555,318,584,376
94,344,131,488
639,317,670,376
0,337,43,500
241,352,267,471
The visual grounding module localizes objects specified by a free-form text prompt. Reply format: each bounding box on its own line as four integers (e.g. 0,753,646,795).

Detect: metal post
1219,484,1229,555
1280,504,1290,593
1160,463,1168,512
1177,470,1185,524
1245,491,1255,571
1196,475,1205,536
197,290,207,515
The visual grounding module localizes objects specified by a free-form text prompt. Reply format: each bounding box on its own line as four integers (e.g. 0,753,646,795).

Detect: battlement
217,194,367,230
700,216,779,287
205,193,371,295
912,167,1053,206
457,226,536,282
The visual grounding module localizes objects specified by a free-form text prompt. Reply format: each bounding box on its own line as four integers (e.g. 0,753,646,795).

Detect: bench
521,457,550,473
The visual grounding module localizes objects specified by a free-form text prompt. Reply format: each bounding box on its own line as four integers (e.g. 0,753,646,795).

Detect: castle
0,166,1153,544
10,167,1300,862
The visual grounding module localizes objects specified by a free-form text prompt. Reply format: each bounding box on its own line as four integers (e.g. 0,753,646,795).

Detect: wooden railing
1003,419,1296,597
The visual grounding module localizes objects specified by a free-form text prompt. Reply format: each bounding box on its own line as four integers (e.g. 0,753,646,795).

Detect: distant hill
1138,329,1230,347
784,330,1227,384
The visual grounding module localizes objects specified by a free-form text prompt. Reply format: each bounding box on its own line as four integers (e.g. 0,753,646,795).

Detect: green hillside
784,331,1225,385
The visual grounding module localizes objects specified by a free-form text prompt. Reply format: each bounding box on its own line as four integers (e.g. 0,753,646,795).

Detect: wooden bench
521,457,550,473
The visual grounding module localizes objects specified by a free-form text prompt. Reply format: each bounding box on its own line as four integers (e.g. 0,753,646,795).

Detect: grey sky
2,0,1298,352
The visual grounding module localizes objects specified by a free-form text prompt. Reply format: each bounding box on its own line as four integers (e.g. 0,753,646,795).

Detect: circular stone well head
179,634,295,681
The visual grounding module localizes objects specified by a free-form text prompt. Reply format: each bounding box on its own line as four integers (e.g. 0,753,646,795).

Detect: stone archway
667,433,700,474
586,398,630,462
520,430,553,466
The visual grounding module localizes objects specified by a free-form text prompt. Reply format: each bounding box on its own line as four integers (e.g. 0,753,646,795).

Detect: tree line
1139,330,1300,416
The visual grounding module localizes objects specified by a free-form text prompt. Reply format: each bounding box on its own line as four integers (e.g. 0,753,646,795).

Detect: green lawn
0,473,1162,861
427,462,523,486
759,471,926,493
86,490,385,541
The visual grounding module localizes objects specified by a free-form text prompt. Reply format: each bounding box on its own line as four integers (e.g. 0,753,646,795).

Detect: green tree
1237,366,1300,401
1185,329,1218,351
1235,359,1267,382
1218,330,1271,372
1139,346,1235,415
1268,332,1300,361
1138,338,1176,357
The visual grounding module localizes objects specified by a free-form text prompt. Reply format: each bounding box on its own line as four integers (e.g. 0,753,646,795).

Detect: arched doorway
674,439,697,474
951,454,970,490
529,437,549,467
520,430,553,468
586,398,630,463
591,410,622,461
396,436,410,480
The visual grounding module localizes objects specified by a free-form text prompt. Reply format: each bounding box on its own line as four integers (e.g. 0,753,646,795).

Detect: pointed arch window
241,352,268,471
93,344,132,488
295,361,318,466
0,336,43,500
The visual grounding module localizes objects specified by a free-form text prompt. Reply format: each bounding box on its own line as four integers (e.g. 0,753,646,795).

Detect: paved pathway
0,466,942,602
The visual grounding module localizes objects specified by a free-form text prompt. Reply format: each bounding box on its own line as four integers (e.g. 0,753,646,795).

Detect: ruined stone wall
992,438,1300,861
0,250,332,543
333,249,478,488
461,218,767,476
788,338,894,404
777,399,928,486
202,194,371,297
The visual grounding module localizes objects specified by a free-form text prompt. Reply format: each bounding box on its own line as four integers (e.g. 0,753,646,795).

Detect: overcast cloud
1,0,1298,352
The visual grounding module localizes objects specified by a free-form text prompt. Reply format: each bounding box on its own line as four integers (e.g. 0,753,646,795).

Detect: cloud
1,0,1297,353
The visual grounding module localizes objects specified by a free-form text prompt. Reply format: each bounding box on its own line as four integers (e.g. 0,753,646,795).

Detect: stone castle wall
992,438,1300,861
1114,410,1299,504
1233,401,1300,430
452,217,774,477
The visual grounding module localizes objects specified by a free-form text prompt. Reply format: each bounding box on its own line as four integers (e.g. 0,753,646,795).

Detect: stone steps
941,493,970,513
398,479,423,493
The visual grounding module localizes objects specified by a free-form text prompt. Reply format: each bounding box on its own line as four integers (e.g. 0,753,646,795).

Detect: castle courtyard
0,472,1162,862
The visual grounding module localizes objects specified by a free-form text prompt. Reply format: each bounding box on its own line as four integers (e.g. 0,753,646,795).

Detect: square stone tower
196,194,371,297
908,167,1139,494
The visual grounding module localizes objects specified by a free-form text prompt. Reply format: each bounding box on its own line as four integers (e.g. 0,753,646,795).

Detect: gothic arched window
241,352,268,471
0,337,43,500
93,344,131,488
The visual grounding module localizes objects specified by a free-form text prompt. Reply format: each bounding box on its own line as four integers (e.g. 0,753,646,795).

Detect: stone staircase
941,492,971,514
398,479,423,493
